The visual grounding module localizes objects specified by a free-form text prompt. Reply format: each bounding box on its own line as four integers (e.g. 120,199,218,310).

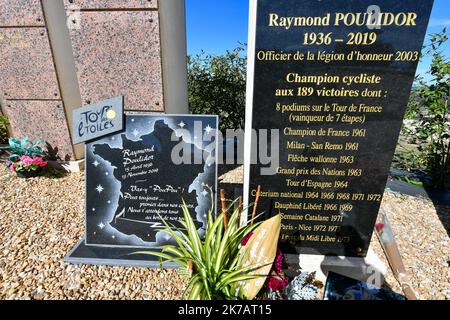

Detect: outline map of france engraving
92,120,204,243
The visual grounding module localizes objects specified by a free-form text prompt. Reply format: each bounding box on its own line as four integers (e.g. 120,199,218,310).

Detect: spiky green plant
135,199,263,300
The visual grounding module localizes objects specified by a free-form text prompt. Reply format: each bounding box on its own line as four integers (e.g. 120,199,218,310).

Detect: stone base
49,159,85,173
285,248,387,285
64,238,179,269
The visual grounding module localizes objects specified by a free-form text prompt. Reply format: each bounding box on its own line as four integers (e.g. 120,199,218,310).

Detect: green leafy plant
0,115,9,145
1,136,45,163
415,29,450,188
401,176,424,187
394,29,450,188
188,45,247,130
392,140,426,173
136,198,264,300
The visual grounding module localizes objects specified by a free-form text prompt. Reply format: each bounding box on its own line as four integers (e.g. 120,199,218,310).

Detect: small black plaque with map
66,114,218,267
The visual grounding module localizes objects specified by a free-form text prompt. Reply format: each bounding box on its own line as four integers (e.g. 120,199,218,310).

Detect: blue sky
186,0,450,80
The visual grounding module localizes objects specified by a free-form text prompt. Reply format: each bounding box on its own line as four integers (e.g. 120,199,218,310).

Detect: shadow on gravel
387,175,450,238
423,185,450,238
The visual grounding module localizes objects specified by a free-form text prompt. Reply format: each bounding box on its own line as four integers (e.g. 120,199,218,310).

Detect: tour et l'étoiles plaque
245,0,434,257
72,96,124,145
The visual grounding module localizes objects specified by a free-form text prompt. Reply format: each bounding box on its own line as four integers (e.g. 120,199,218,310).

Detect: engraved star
98,222,105,230
204,125,213,134
132,129,140,137
179,121,186,128
95,184,104,193
92,160,99,167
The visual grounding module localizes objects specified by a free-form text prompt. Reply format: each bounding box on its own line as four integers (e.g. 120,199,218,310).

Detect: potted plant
9,155,48,178
1,136,48,178
136,202,259,299
135,188,282,300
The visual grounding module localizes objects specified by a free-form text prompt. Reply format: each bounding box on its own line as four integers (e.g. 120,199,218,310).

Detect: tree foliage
188,45,247,130
412,29,450,188
405,88,424,119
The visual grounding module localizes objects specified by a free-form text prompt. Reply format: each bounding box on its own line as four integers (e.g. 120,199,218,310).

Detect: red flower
32,156,42,165
375,223,385,233
274,249,284,273
266,250,288,292
267,273,289,292
241,232,253,246
39,161,48,168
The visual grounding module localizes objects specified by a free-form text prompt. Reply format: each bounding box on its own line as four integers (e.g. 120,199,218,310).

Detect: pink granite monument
0,0,187,162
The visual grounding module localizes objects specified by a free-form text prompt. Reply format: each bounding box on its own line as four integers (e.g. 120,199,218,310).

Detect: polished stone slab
65,239,178,269
245,0,435,257
0,28,61,100
286,249,387,284
68,11,164,111
4,100,74,160
64,0,158,10
0,0,45,26
66,115,219,267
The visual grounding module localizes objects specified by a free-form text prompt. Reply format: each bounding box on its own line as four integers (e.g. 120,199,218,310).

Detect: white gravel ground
1,166,449,300
0,167,186,300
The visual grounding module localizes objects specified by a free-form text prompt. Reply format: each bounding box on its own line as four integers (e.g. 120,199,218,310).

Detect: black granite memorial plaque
245,0,434,257
66,115,218,267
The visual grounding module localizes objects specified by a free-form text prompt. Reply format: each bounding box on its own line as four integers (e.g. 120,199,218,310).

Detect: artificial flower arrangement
261,249,323,300
1,136,48,178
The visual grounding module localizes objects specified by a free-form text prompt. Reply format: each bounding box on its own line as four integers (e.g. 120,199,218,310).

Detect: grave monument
66,114,219,267
244,0,434,280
